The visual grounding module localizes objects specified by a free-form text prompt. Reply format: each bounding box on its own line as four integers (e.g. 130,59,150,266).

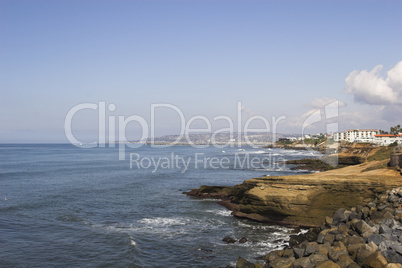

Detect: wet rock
236,257,255,268
293,256,313,268
269,257,295,268
239,237,248,244
223,236,236,244
283,248,294,258
263,251,281,262
308,253,328,265
294,247,306,258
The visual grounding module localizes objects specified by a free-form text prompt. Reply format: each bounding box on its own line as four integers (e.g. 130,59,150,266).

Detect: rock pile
237,188,402,268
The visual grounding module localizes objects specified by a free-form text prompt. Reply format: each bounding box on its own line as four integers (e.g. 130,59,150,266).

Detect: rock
305,242,318,256
356,248,372,265
290,235,307,248
236,257,255,268
315,244,330,256
368,234,386,246
293,256,313,268
263,251,280,262
308,253,328,265
333,208,347,224
283,248,294,258
316,260,340,268
223,236,236,243
352,220,376,237
239,237,248,243
371,211,385,223
270,257,295,268
326,216,334,226
336,254,354,268
382,250,402,264
345,235,365,246
380,224,393,234
346,263,360,268
385,264,402,268
362,251,388,268
329,242,348,262
390,245,402,255
294,247,306,258
347,244,365,259
317,233,325,244
385,212,395,220
324,234,335,245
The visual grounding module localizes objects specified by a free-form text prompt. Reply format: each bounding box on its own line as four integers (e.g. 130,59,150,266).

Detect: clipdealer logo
64,101,286,160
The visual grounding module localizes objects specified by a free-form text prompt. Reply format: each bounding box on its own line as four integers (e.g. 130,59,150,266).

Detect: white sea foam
205,209,232,217
129,235,136,246
138,217,187,227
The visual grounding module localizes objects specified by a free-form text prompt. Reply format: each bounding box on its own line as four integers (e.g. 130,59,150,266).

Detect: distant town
131,125,402,146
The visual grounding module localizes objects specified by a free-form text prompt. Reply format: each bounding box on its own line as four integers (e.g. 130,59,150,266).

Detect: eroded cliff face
188,160,402,227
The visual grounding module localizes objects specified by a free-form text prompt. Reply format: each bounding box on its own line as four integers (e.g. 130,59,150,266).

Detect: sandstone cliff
187,160,402,227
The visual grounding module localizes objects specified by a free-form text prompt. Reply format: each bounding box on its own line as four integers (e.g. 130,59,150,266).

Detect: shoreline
187,160,402,227
236,187,402,267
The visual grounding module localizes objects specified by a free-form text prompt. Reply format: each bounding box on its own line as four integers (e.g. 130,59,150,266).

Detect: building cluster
333,129,402,146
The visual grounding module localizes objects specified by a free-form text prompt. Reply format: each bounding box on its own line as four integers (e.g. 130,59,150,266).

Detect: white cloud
345,61,402,105
309,97,347,109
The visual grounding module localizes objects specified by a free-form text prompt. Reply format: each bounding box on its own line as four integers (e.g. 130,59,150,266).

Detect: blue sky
1,0,401,143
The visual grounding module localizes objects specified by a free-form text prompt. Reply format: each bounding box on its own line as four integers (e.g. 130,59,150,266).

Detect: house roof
374,134,402,137
346,129,378,132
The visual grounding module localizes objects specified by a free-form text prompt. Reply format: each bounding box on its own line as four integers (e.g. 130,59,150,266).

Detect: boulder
362,251,388,268
263,251,281,262
316,260,340,268
269,257,295,268
333,209,347,224
352,220,376,237
293,256,313,268
385,264,402,268
356,248,372,265
283,248,294,258
308,253,328,265
336,254,354,268
239,237,248,244
236,257,255,268
223,236,236,243
329,242,348,262
382,250,402,264
368,234,386,246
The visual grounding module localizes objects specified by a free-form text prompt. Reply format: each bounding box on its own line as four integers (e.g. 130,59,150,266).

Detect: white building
333,129,378,143
333,132,346,142
374,134,402,146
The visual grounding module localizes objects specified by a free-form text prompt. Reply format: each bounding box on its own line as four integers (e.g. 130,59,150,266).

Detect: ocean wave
138,217,188,227
205,209,232,217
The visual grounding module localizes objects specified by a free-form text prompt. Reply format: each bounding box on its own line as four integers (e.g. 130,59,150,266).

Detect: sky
0,0,401,143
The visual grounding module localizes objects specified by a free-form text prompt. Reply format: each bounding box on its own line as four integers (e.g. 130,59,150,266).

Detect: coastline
187,159,402,227
236,187,402,267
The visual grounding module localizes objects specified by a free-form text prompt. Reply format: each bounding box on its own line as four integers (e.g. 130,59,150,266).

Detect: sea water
0,144,320,267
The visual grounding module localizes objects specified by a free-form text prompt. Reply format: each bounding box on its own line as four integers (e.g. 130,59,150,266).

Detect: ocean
0,144,320,267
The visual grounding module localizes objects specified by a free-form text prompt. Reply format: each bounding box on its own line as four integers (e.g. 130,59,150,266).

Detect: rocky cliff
187,160,402,227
